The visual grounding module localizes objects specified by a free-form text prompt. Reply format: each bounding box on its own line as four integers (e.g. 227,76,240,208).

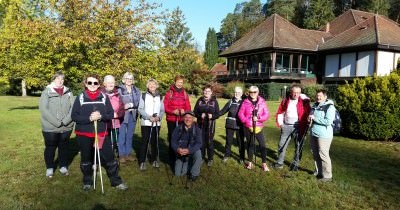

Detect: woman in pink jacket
238,86,270,172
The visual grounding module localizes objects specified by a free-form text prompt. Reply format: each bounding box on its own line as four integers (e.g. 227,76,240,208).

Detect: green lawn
0,96,399,210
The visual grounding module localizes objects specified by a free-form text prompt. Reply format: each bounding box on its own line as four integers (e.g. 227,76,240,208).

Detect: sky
158,0,266,52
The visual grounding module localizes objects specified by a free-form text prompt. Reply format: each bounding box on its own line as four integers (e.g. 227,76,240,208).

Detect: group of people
39,72,336,191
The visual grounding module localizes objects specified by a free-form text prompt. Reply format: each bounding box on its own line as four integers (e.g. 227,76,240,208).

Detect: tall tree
266,0,297,21
303,0,335,29
204,28,218,69
163,7,193,49
389,0,400,23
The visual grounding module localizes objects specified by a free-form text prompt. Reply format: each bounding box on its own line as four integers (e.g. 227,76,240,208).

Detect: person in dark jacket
218,86,245,164
117,72,141,163
71,74,127,191
171,111,202,181
39,72,74,178
193,85,219,167
163,75,191,162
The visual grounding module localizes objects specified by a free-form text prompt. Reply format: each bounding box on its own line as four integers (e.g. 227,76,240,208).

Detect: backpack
321,104,342,134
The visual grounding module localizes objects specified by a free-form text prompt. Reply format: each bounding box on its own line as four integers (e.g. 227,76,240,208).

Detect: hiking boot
119,156,127,163
139,162,146,171
239,159,244,165
152,161,160,168
273,163,284,169
83,184,92,191
262,163,270,172
115,183,128,191
46,168,54,178
190,175,198,182
289,164,299,171
246,162,254,170
207,160,213,167
222,157,229,163
318,178,333,182
59,167,69,176
126,155,135,162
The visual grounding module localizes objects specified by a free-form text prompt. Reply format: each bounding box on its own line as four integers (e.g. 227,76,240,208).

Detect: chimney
325,22,330,33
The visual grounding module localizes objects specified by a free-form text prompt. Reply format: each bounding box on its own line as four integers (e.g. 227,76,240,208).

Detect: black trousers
42,131,72,169
201,119,215,161
139,125,160,163
225,128,245,160
244,127,267,163
167,121,180,162
77,135,122,186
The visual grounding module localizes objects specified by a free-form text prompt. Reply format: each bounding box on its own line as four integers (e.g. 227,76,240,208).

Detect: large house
218,9,400,84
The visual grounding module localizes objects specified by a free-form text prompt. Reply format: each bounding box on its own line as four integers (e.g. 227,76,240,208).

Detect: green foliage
223,80,245,98
337,73,400,140
253,82,293,100
389,0,400,23
303,0,335,29
186,68,214,96
203,28,219,69
163,7,193,49
266,0,297,21
302,84,325,100
0,76,9,95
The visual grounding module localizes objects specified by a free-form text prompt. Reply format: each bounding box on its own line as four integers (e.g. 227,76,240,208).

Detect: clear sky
158,0,266,52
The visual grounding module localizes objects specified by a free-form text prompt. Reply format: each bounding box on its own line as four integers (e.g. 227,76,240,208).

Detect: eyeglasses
87,81,99,86
249,91,258,94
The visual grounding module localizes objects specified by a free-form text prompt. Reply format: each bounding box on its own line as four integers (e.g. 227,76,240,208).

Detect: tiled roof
319,14,400,50
210,63,227,73
321,9,374,36
220,14,329,56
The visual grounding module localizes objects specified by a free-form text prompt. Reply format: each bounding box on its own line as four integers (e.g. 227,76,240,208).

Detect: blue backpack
321,104,342,134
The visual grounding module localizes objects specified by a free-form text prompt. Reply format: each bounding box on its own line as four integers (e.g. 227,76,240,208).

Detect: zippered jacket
238,96,270,129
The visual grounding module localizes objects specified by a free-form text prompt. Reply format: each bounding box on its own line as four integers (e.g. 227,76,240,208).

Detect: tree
389,0,400,23
303,0,335,29
163,7,193,49
203,28,218,69
266,0,297,21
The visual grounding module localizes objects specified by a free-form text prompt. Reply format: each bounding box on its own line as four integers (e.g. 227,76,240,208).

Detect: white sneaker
46,168,54,178
115,183,128,191
59,167,69,176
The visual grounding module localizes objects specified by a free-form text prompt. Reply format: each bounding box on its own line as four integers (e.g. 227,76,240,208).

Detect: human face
316,92,327,103
234,89,243,99
104,79,115,92
249,90,258,100
203,88,212,99
175,79,184,89
148,81,157,93
85,77,100,92
290,87,301,100
53,76,64,88
123,76,133,86
183,114,194,127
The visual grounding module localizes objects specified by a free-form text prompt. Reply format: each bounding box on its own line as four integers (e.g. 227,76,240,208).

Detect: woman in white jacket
138,79,165,170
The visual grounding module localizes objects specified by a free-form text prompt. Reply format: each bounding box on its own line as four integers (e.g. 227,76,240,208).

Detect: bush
256,82,292,100
302,84,324,100
0,77,10,95
223,81,245,98
210,81,225,98
337,73,400,140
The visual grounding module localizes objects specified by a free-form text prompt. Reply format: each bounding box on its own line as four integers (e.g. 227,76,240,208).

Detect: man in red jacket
164,75,191,162
274,84,311,171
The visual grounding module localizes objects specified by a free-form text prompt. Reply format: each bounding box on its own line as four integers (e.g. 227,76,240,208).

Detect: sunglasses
249,91,258,94
87,81,99,86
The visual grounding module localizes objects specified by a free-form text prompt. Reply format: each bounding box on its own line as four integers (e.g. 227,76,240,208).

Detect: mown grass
0,96,399,210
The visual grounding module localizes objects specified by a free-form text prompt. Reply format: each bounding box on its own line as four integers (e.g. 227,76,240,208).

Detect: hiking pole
252,109,257,167
298,121,312,162
155,122,160,165
94,120,104,194
112,120,120,165
144,120,155,164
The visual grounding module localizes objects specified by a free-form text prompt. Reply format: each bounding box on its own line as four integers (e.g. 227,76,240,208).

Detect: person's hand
180,109,185,115
154,117,160,122
208,113,212,119
173,109,180,115
201,113,206,119
114,112,118,118
308,115,314,122
90,111,101,121
124,103,132,110
252,116,258,122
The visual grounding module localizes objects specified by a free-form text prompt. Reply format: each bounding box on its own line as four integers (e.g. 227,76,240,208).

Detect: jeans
276,124,301,166
118,113,136,157
175,150,202,177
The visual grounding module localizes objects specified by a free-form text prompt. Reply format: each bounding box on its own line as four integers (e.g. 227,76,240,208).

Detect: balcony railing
217,67,315,80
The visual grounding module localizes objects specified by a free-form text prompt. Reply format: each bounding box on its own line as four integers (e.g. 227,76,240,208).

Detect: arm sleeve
184,91,191,111
159,97,165,120
163,90,174,115
193,99,202,119
211,100,220,120
189,127,202,154
313,105,335,126
238,103,246,124
258,102,270,123
116,95,125,118
170,127,180,152
71,95,91,124
102,97,114,121
138,96,150,120
218,100,230,117
62,93,74,126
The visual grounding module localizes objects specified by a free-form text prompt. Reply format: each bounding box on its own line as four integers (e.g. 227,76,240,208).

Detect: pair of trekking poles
143,113,160,167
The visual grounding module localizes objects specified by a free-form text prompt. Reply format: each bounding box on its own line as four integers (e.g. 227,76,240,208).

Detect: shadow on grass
8,106,39,111
67,137,80,167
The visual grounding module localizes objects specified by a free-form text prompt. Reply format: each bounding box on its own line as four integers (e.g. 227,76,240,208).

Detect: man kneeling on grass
171,111,202,182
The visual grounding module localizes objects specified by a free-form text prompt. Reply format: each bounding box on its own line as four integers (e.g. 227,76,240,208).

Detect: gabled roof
319,14,400,51
321,9,374,36
219,14,329,57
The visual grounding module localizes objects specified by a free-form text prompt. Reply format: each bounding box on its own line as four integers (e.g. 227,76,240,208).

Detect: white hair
146,78,159,88
234,86,243,93
248,86,259,92
122,72,134,83
103,75,115,83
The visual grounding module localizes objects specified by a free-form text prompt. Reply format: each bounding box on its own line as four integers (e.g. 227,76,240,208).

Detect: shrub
223,81,245,98
337,73,400,140
0,77,10,95
302,84,324,100
210,81,225,98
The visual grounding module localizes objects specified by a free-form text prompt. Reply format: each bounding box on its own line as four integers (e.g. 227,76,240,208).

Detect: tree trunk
21,79,27,97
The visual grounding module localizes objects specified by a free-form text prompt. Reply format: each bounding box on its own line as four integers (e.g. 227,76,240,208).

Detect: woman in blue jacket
308,89,335,182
